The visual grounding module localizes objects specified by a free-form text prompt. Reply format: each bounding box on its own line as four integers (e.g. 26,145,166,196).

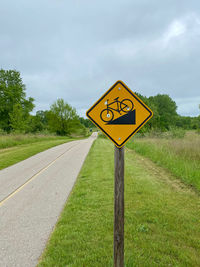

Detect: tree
9,104,27,132
147,101,160,130
0,69,34,132
79,117,95,128
149,94,177,130
47,99,78,135
27,110,49,133
36,110,49,126
134,92,160,132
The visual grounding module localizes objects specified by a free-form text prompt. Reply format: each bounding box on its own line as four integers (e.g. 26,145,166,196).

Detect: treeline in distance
0,69,199,136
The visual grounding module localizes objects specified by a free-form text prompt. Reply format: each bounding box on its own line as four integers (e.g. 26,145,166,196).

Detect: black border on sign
86,81,153,147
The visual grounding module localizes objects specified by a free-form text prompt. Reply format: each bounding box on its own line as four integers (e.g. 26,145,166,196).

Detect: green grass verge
126,138,200,191
38,138,200,266
0,137,74,170
0,134,72,149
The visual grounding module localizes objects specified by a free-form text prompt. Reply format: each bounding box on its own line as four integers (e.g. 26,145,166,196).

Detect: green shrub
167,127,186,138
136,128,186,139
98,132,106,139
0,128,7,135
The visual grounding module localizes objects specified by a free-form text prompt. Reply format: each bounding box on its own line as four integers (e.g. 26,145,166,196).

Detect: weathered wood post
114,146,124,267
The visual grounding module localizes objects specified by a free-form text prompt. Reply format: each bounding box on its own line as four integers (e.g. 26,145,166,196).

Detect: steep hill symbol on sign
107,110,136,125
100,97,136,125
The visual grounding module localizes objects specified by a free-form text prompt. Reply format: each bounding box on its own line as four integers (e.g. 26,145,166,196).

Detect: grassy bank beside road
38,138,200,266
127,131,200,191
0,134,73,149
0,135,74,170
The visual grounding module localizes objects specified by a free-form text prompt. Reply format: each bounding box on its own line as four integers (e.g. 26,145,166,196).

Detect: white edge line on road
0,143,79,207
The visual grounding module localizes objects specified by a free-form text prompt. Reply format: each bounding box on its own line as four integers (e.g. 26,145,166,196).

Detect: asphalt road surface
0,133,97,267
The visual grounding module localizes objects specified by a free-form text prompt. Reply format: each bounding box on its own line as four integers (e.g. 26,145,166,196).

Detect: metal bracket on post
114,146,124,267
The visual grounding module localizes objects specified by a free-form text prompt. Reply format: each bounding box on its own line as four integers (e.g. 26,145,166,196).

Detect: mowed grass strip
127,133,200,191
0,134,68,149
38,138,200,267
0,137,73,170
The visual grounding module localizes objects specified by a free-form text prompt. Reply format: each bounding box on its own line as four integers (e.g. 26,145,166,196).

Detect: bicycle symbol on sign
100,97,134,122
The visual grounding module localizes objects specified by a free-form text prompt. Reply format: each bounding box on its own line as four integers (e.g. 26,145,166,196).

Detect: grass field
38,138,200,266
127,131,200,191
0,134,74,170
0,134,71,149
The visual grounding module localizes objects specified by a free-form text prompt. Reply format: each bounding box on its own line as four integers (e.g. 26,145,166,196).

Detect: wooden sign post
114,146,124,267
86,81,153,267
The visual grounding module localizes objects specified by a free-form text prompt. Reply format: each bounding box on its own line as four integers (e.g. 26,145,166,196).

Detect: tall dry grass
127,131,200,190
136,131,200,162
166,138,200,162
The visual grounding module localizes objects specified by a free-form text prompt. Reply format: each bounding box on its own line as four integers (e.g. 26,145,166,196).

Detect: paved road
0,133,97,267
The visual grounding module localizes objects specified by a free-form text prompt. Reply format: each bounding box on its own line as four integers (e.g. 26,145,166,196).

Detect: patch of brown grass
167,138,200,161
137,131,200,162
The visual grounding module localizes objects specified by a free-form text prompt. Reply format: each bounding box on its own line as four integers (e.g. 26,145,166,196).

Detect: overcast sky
0,0,200,117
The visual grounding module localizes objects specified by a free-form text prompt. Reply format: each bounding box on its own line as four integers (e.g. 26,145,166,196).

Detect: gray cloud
0,0,200,117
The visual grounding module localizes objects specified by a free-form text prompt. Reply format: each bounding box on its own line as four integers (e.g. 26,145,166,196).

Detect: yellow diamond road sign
86,81,153,147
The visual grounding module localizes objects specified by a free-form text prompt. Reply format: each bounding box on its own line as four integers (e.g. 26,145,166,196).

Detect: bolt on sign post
86,81,153,267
